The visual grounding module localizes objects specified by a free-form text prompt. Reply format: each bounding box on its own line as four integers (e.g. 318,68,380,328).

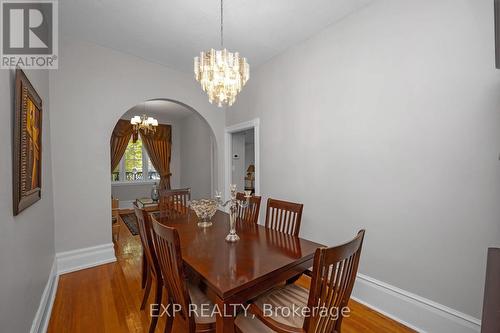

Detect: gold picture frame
13,68,42,216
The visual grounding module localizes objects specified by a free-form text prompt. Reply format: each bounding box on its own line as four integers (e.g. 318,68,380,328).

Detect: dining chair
265,228,302,259
265,198,304,237
236,192,262,225
111,197,120,243
159,188,191,219
133,204,163,333
151,220,216,333
235,230,365,333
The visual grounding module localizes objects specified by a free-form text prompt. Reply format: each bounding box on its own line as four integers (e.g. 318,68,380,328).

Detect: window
124,139,143,180
148,158,159,180
111,138,160,182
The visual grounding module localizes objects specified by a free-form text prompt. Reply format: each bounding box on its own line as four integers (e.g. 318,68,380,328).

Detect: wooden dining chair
133,204,163,333
159,188,191,219
151,220,216,333
265,198,304,237
235,230,365,333
236,192,262,225
265,228,302,259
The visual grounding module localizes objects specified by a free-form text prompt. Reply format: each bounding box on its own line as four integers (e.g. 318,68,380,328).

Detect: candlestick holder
215,185,251,242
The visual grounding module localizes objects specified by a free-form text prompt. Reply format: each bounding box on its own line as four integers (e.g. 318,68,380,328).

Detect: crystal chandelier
194,0,249,107
130,114,158,134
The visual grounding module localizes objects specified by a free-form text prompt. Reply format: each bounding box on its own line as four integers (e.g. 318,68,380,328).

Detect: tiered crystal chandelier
194,0,249,107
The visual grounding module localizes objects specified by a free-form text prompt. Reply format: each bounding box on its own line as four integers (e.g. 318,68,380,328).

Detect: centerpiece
215,185,251,242
190,199,218,228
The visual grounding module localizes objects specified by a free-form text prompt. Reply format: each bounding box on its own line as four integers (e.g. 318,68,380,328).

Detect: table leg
215,296,235,333
141,252,147,289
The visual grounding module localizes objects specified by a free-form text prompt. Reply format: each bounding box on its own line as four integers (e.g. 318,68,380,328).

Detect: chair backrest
236,192,262,225
151,220,195,329
265,228,302,258
265,198,304,236
159,188,191,219
134,204,161,280
303,230,365,333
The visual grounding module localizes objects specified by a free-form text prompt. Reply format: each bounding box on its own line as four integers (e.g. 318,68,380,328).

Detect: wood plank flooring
48,216,415,333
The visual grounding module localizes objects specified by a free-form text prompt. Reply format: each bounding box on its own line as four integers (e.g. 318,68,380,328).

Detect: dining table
151,209,324,333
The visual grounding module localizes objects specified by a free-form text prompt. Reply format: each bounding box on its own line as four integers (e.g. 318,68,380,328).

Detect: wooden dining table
151,209,324,333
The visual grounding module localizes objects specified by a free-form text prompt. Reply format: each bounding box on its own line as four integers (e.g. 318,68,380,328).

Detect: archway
109,98,218,211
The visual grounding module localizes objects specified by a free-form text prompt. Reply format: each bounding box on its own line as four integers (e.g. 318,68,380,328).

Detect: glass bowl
190,199,218,227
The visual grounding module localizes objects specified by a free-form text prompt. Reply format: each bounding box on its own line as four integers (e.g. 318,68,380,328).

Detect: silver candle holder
215,185,251,242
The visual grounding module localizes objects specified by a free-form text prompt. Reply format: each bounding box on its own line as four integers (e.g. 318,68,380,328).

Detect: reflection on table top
151,209,323,298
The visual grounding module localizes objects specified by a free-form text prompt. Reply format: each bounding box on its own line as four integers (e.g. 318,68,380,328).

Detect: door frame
224,118,260,201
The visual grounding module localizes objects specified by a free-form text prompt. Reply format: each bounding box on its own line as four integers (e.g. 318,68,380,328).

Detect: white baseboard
352,273,481,333
30,259,58,333
56,243,116,275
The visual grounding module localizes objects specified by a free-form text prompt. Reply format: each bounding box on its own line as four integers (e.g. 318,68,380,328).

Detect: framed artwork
13,68,42,216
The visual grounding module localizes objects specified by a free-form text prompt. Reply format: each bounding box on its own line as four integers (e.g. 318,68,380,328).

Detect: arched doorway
110,98,218,211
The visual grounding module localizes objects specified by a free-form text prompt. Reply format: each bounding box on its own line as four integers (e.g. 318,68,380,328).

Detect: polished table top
151,209,324,299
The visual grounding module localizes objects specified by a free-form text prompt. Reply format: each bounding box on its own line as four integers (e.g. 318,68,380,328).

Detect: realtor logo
1,0,58,69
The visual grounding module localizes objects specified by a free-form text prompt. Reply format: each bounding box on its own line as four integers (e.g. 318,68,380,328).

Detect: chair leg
142,253,147,289
141,273,152,310
164,300,174,333
149,281,163,333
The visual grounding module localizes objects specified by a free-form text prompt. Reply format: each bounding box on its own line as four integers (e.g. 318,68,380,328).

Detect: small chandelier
130,114,158,134
194,0,249,107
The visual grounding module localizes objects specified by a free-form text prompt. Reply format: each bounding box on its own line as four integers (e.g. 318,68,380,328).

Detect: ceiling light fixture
194,0,249,107
130,103,158,134
131,115,158,134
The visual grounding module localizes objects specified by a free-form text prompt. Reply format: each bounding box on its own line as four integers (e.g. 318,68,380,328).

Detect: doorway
224,119,260,201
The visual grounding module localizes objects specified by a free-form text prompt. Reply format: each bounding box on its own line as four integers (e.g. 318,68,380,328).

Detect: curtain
110,120,133,172
140,124,172,189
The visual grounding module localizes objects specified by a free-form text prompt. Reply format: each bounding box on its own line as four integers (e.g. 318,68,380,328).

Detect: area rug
119,213,139,236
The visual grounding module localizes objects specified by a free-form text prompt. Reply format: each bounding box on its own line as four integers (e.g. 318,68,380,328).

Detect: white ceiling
122,100,194,122
60,0,372,72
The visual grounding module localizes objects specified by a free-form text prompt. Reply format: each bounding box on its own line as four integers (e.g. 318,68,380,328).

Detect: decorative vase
190,199,218,228
151,183,159,202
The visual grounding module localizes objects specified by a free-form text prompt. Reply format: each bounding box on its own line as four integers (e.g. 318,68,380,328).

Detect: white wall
0,69,55,332
231,133,246,191
227,0,500,320
50,39,225,253
245,143,255,172
179,113,214,199
111,183,155,206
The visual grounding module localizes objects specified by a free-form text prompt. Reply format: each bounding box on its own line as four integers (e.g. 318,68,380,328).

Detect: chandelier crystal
194,49,249,107
194,0,249,107
130,114,158,134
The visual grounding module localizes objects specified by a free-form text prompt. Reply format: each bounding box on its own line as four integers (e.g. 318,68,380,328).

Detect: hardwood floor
48,217,415,333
